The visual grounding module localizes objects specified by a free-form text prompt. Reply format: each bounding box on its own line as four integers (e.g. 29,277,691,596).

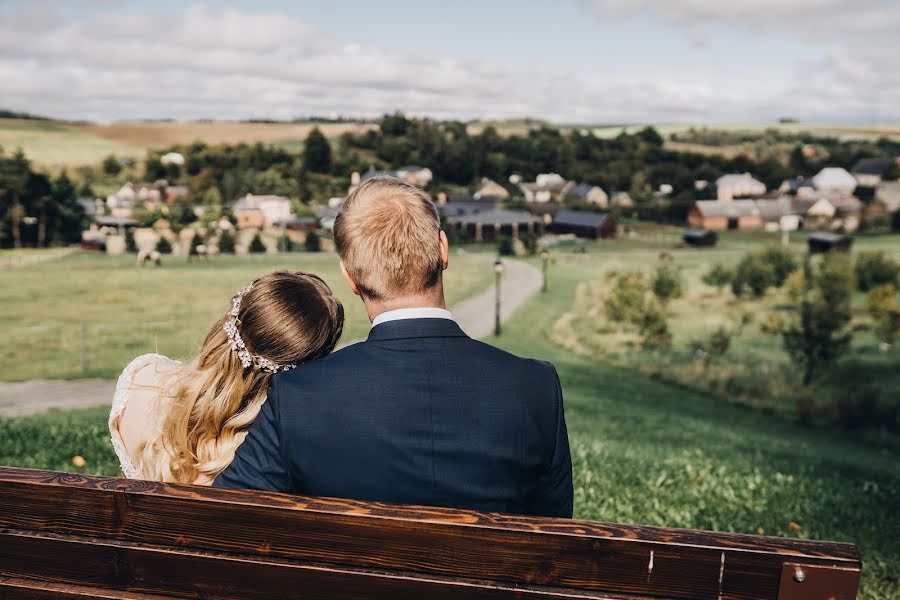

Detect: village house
812,167,857,194
610,191,634,208
453,209,542,241
350,166,433,193
715,173,766,200
474,178,510,200
550,210,616,240
866,181,900,222
518,173,574,203
851,158,893,188
778,176,816,195
754,197,796,231
232,194,292,229
792,189,861,232
160,152,185,166
106,180,169,216
688,200,762,230
565,183,609,207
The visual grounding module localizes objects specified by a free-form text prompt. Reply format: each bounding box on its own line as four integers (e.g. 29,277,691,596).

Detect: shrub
189,231,204,256
277,234,294,252
761,246,797,287
855,251,899,292
605,272,651,326
783,255,854,385
638,306,672,349
868,284,900,344
651,259,684,305
218,230,235,254
248,232,266,254
304,230,321,252
155,236,172,254
124,228,136,253
732,254,776,298
497,236,515,256
701,263,732,292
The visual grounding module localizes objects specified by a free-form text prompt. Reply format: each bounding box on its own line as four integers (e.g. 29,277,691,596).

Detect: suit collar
366,318,469,342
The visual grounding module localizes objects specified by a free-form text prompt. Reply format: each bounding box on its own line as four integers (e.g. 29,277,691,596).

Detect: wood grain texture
0,467,862,600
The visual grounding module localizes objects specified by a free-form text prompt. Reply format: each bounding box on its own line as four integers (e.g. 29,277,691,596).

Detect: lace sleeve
108,353,175,479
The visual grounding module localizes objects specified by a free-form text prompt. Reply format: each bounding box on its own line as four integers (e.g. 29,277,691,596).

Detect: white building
715,173,766,200
812,167,857,194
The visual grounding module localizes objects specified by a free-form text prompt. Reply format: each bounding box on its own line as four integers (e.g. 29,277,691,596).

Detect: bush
701,263,732,292
248,232,266,254
304,230,321,252
155,236,172,254
124,228,136,253
218,230,235,254
868,284,900,345
855,251,899,292
277,234,294,252
732,254,776,298
638,306,672,349
189,231,204,256
605,271,651,326
497,236,515,256
761,246,797,287
651,259,684,305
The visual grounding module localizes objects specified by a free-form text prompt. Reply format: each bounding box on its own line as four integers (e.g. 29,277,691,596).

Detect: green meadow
0,234,898,597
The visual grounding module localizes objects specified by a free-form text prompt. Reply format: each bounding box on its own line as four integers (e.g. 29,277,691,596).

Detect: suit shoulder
274,340,368,384
463,339,558,380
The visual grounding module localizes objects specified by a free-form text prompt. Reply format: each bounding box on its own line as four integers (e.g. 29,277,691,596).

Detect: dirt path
0,259,542,417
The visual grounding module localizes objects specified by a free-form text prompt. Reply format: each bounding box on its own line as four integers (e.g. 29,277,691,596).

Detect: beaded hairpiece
223,282,297,373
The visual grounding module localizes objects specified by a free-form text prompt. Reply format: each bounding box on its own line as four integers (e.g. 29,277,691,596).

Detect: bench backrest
0,467,860,599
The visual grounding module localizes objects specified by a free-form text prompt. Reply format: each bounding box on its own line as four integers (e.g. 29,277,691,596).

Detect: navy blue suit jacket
214,318,573,518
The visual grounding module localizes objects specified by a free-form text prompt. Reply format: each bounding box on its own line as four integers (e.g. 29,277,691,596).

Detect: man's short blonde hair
334,177,442,300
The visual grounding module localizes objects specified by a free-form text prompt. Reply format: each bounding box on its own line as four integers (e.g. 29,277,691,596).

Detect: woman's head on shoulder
205,270,344,376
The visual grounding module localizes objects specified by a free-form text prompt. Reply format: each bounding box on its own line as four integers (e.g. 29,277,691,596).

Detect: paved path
0,259,542,417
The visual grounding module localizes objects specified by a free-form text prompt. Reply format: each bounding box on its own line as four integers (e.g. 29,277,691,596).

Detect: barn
550,210,616,239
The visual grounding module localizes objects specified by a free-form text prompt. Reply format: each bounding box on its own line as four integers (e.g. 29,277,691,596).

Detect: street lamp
540,250,550,292
494,258,504,336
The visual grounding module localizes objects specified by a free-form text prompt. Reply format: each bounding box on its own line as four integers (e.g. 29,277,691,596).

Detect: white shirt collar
372,307,454,328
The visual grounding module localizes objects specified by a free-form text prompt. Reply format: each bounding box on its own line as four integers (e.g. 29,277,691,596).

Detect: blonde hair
135,271,343,484
334,176,442,300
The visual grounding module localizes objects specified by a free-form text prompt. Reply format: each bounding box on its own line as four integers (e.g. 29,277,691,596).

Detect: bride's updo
136,271,344,484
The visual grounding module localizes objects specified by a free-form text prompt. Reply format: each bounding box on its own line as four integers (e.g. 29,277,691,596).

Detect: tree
218,230,236,254
783,255,854,385
304,230,321,252
732,253,776,298
761,246,797,287
702,263,733,293
125,227,137,253
156,236,173,254
651,258,684,305
605,271,651,326
189,231,204,256
303,127,332,173
277,234,294,252
868,284,900,345
0,148,31,248
855,251,899,292
497,236,515,256
102,154,121,176
638,306,671,348
248,232,266,254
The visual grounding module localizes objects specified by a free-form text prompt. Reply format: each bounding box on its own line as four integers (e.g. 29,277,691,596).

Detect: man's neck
364,291,446,323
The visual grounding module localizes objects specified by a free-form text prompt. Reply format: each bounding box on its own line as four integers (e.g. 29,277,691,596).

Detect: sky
0,0,898,124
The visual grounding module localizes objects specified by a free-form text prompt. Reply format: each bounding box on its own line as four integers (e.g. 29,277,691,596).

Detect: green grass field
0,251,897,597
0,250,494,381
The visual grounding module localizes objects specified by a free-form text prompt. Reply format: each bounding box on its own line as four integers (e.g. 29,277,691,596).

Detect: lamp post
540,250,549,292
494,258,504,336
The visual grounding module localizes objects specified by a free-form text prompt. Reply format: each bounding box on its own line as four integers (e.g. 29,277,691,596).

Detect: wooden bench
0,466,860,599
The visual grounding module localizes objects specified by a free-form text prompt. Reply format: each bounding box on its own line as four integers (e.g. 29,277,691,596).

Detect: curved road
0,258,542,417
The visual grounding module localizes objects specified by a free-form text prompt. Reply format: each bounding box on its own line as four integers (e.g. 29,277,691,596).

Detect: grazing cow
137,249,162,266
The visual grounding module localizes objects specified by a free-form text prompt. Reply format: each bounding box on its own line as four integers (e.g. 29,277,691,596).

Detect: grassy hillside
0,118,136,168
0,251,896,597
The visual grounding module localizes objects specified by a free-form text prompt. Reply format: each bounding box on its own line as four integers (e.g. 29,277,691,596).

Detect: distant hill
0,109,52,121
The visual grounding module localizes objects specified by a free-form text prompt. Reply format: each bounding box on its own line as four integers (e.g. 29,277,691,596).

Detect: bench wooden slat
0,467,861,600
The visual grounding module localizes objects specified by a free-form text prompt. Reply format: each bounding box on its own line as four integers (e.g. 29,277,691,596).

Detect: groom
216,177,573,517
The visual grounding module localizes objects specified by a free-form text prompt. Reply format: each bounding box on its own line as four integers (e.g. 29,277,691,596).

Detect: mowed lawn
0,250,494,381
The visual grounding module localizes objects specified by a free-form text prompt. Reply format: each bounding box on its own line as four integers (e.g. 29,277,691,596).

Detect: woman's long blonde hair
136,271,344,484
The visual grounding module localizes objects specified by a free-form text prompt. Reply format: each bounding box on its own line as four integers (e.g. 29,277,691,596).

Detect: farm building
851,158,893,187
550,210,616,240
755,197,796,230
715,173,766,200
807,232,852,254
439,201,489,220
610,191,634,208
233,194,292,229
519,173,574,203
454,209,542,241
778,176,816,195
474,178,510,200
812,167,857,194
683,228,717,247
688,200,762,230
565,183,609,207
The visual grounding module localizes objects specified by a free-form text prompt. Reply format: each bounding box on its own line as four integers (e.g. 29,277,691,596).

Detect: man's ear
439,230,449,271
340,261,362,296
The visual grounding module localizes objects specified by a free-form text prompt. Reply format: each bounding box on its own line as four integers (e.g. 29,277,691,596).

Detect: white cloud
0,2,896,124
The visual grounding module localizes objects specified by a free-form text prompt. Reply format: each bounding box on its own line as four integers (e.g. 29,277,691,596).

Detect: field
0,242,897,597
0,250,494,381
0,118,375,168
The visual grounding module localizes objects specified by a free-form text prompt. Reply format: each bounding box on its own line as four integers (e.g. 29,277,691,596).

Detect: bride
108,271,344,484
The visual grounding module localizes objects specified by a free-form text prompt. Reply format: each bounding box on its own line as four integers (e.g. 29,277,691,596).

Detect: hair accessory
223,282,297,373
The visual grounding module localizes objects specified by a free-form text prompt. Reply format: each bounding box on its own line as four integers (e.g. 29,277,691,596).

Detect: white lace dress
108,353,181,479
